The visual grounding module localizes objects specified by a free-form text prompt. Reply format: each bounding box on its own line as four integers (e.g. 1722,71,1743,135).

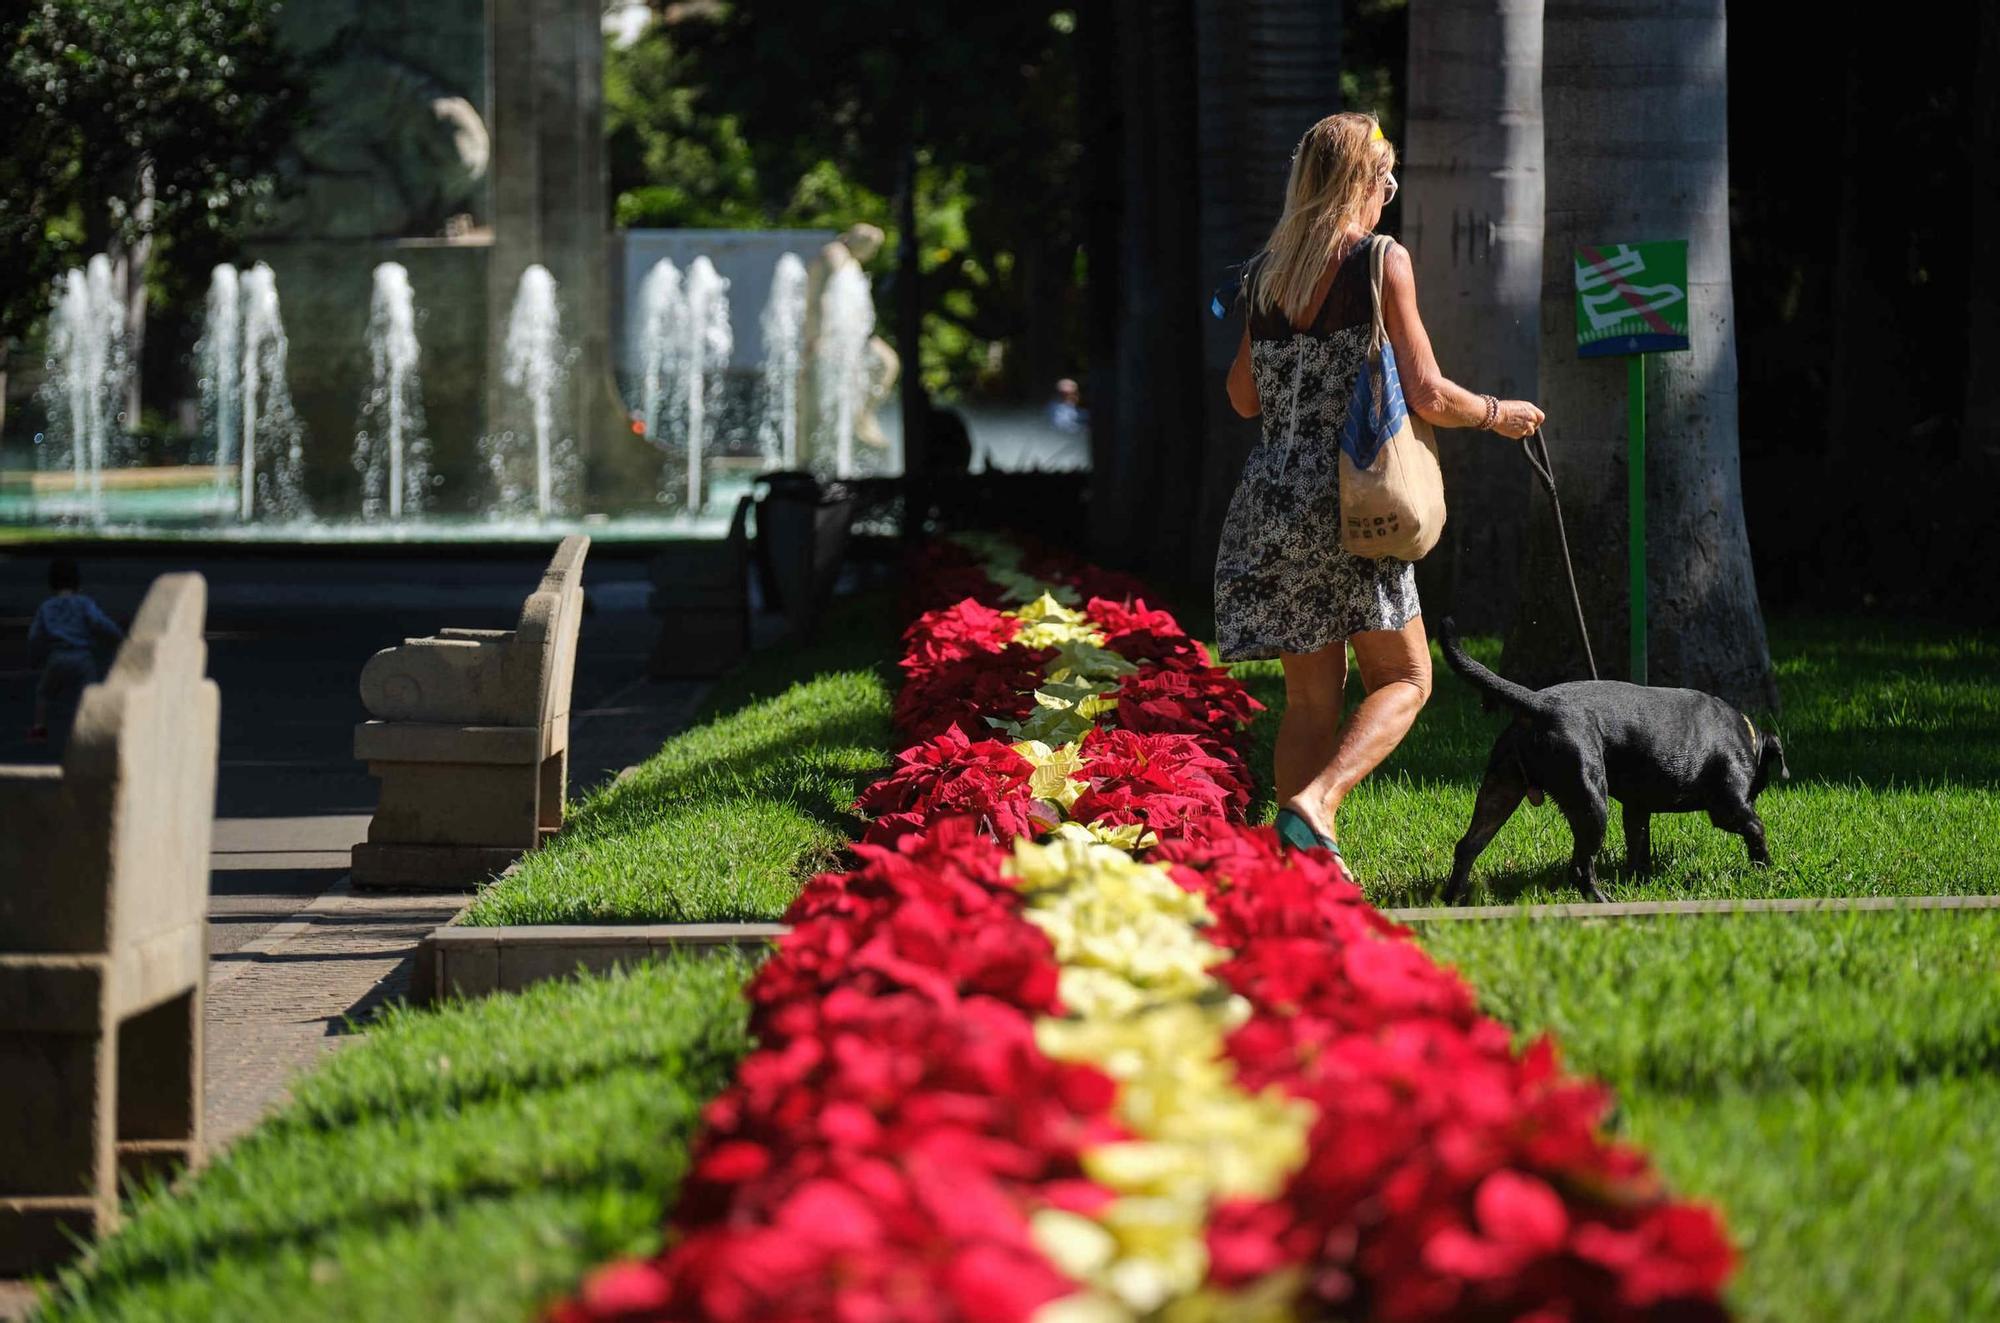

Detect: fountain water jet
498,264,573,519
238,262,308,522
198,265,242,507
633,257,684,449
354,262,431,519
815,262,875,478
40,255,129,522
631,256,731,510
758,253,807,468
680,257,732,510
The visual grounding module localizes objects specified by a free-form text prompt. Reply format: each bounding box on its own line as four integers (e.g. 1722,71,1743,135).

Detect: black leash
1517,428,1599,681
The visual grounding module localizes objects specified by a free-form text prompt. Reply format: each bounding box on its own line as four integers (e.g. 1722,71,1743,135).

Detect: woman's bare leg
1295,616,1432,837
1275,639,1349,839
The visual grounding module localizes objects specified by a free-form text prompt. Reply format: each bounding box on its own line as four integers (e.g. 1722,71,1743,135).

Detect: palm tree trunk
1402,0,1541,633
1189,1,1344,588
1964,0,2000,467
1505,0,1777,710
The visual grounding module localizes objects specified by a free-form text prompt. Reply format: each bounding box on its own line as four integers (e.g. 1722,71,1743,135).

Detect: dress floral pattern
1214,243,1420,662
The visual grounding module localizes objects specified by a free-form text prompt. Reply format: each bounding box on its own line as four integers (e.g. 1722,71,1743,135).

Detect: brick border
1386,894,2000,922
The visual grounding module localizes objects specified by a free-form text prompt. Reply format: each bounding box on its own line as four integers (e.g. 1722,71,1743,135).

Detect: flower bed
556,535,1735,1322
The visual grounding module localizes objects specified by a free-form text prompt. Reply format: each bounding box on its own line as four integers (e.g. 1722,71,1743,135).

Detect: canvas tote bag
1337,235,1447,560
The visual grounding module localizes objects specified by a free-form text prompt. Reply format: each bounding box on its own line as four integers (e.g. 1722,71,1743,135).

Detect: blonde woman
1215,112,1544,867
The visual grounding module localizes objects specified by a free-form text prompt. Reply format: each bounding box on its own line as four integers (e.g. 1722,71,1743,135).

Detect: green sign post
1573,240,1690,685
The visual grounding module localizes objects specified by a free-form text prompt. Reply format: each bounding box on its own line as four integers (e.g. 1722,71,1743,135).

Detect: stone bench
647,492,753,679
351,535,589,889
753,470,856,641
0,574,217,1276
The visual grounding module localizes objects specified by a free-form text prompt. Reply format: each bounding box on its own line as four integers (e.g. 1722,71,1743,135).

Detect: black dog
1439,620,1788,902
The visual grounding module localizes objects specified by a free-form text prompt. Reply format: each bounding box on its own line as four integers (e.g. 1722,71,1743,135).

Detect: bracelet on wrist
1480,394,1499,430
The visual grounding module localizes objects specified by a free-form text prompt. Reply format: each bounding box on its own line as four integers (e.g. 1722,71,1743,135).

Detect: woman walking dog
1215,112,1544,870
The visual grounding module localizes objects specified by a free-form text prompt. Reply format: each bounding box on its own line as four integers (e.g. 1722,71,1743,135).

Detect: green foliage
659,5,1087,398
0,0,303,342
1418,912,2000,1321
36,958,754,1322
465,590,898,926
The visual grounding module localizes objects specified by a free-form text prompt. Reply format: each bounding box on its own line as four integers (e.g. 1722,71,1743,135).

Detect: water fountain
495,264,574,519
815,262,875,478
39,255,129,522
238,262,309,522
199,264,242,508
630,255,732,510
758,253,807,468
633,257,684,449
354,262,432,520
680,257,732,509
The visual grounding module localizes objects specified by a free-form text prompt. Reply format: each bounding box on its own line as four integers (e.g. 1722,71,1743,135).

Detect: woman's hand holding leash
1479,395,1545,439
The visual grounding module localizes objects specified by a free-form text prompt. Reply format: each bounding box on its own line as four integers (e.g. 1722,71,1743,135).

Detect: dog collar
1743,714,1758,744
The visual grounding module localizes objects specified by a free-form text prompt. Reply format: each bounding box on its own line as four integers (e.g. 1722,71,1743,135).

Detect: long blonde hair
1252,113,1395,323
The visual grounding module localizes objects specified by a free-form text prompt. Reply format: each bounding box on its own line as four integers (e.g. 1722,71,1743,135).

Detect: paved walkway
198,677,709,1150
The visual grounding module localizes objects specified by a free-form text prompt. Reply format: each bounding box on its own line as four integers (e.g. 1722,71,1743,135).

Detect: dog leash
1518,427,1599,681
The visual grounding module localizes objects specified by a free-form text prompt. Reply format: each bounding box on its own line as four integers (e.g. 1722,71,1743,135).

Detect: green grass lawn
1225,618,2000,905
464,591,898,926
35,957,754,1322
1416,910,2000,1322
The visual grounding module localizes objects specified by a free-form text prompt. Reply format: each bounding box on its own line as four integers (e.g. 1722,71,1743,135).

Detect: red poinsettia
856,727,1046,847
901,599,1023,678
1069,726,1250,839
893,644,1055,743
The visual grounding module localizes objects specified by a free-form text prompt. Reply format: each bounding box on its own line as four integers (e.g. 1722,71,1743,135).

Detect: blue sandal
1275,806,1341,855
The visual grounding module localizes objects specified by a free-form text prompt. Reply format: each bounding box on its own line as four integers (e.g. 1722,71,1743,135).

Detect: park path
199,667,711,1149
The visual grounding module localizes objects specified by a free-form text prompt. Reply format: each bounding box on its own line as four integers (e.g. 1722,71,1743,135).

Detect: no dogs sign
1573,240,1690,358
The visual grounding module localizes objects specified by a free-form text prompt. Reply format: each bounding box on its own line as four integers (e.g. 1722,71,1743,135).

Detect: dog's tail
1437,617,1549,715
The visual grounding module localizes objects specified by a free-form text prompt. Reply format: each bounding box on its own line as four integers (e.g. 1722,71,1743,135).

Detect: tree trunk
1189,1,1343,589
1506,0,1776,711
1402,0,1541,633
1964,0,2000,467
897,132,928,540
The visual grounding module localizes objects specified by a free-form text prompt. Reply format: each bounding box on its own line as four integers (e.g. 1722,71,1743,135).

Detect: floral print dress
1213,242,1421,662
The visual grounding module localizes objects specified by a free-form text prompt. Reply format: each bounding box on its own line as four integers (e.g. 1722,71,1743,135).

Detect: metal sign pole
1627,354,1647,685
1573,238,1686,688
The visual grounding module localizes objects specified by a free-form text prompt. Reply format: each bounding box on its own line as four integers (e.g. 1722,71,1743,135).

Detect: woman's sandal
1275,806,1341,855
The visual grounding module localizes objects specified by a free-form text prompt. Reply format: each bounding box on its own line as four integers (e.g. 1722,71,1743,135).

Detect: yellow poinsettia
1012,592,1108,650
1007,838,1315,1321
1013,739,1091,810
1050,820,1159,851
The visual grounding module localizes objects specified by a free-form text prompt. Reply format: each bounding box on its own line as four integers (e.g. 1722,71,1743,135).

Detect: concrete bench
754,470,856,641
351,535,589,889
647,492,753,679
0,574,217,1276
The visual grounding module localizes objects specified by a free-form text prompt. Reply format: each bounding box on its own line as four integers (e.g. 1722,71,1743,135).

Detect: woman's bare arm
1378,243,1489,428
1226,321,1260,418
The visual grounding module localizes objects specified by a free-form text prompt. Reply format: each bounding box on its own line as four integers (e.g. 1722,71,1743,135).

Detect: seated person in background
1047,377,1088,434
27,557,123,747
